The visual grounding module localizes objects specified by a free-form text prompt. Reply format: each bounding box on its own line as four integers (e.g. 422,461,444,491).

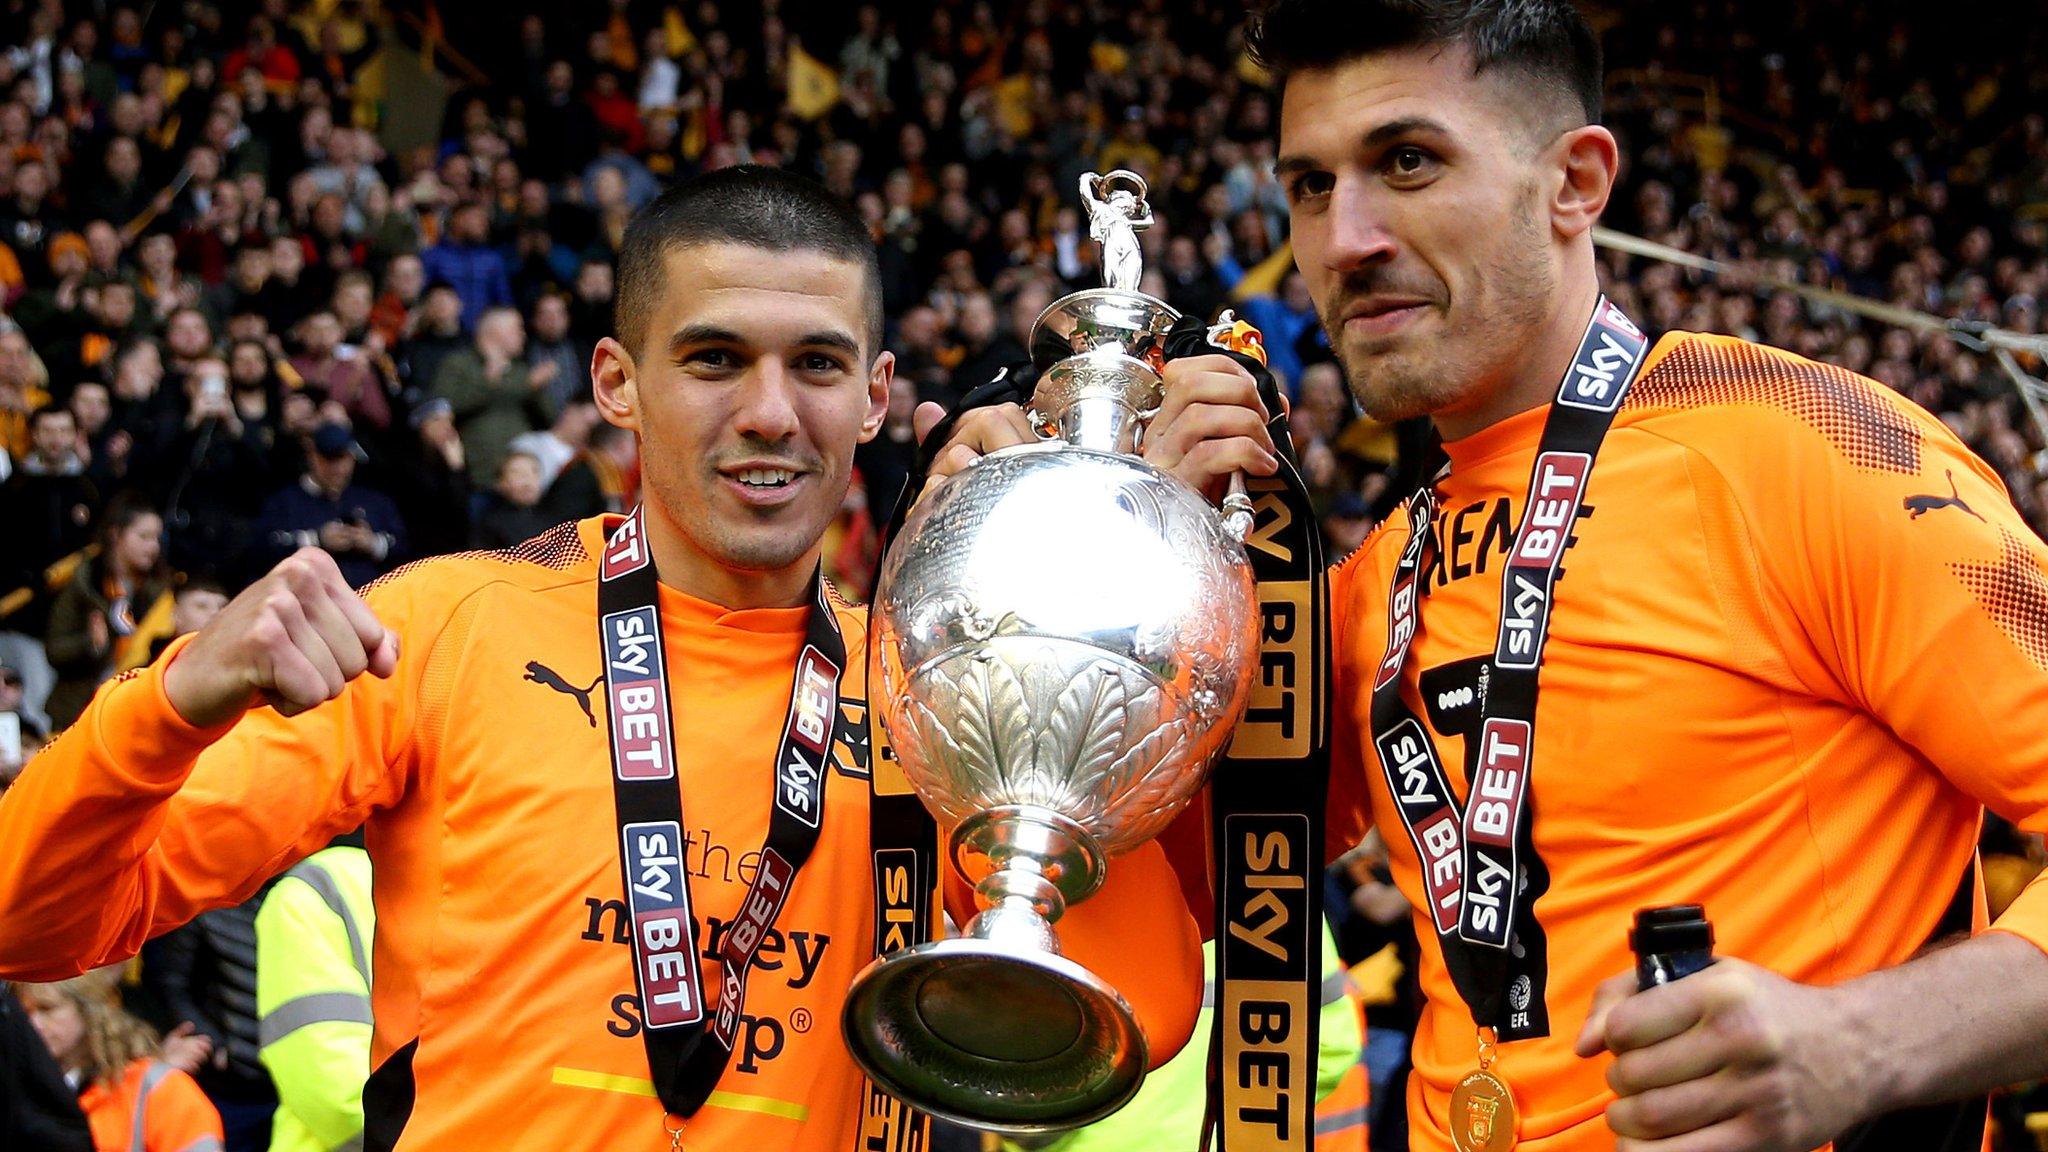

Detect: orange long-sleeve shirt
0,516,1201,1150
1326,332,2048,1151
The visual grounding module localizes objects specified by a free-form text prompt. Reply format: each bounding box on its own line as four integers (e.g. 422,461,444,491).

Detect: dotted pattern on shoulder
1951,527,2048,672
359,520,590,595
1627,336,1922,475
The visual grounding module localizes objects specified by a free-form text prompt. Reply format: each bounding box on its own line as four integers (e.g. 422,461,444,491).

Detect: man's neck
640,506,816,611
1432,279,1604,443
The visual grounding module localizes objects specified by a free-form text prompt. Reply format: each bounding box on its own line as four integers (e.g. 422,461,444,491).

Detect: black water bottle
1631,904,1716,990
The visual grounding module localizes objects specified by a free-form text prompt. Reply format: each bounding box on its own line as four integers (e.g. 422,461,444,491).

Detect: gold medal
1449,1067,1517,1152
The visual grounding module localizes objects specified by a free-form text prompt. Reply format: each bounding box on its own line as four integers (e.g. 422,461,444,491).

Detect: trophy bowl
843,438,1259,1131
843,173,1260,1131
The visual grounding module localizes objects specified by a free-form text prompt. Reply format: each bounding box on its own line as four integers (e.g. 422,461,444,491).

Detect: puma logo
525,661,603,727
1904,470,1984,522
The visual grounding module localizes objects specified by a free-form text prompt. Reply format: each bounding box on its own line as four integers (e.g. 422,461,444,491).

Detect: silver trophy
842,170,1260,1132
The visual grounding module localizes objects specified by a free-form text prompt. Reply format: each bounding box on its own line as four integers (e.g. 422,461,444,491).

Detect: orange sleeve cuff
83,632,239,789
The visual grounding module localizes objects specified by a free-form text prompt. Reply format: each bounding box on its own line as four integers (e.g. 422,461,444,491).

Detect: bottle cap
1631,904,1713,957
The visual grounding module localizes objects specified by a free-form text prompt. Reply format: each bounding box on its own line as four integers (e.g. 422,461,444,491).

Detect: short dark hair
1247,0,1602,126
177,575,229,600
27,402,73,431
613,165,883,359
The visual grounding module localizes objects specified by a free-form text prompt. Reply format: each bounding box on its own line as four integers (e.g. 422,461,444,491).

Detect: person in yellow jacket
1004,923,1367,1152
253,845,372,1152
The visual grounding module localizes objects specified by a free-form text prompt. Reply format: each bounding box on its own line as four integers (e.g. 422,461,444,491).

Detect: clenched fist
163,548,400,728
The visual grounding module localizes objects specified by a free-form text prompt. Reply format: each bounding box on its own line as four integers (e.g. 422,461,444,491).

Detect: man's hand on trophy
1148,353,1280,503
914,399,1035,482
913,358,1279,502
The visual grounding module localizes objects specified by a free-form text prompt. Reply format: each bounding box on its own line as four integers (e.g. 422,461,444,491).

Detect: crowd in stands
0,1,2044,1149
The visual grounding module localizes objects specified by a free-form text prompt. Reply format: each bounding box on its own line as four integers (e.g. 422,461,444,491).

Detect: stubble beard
1328,200,1559,430
649,462,842,576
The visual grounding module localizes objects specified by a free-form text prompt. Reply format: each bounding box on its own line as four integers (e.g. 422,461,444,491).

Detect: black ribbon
1175,315,1331,1152
596,507,843,1117
1366,298,1648,1039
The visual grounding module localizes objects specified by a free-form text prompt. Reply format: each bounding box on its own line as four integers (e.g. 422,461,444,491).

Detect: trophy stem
1031,347,1163,455
841,808,1144,1134
953,805,1108,925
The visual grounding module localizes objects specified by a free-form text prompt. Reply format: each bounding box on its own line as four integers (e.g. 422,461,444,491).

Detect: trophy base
841,937,1147,1133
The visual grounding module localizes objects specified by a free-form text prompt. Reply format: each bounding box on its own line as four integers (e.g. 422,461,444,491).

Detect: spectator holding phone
251,423,405,586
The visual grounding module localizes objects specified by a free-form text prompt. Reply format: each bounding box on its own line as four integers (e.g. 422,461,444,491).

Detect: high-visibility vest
1312,991,1372,1151
77,1057,224,1152
255,847,375,1152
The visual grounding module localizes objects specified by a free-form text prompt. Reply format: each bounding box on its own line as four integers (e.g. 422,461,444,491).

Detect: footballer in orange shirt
1249,1,2048,1151
0,167,1288,1149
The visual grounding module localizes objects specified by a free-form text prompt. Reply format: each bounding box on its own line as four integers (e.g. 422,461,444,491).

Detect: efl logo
623,821,702,1028
604,607,673,780
601,510,650,579
776,648,836,828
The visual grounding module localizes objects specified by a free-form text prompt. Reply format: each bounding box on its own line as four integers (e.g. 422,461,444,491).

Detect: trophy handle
1221,473,1255,541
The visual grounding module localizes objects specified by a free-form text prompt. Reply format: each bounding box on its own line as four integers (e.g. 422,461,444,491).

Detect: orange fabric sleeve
0,573,442,980
1324,543,1378,862
1733,386,2048,956
941,840,1203,1070
145,1066,225,1151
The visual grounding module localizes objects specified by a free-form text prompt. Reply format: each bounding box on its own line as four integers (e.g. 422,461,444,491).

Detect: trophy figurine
841,170,1261,1131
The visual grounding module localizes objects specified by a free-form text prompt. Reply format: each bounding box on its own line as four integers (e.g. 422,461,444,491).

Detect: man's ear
591,336,639,432
1551,124,1619,241
860,350,895,444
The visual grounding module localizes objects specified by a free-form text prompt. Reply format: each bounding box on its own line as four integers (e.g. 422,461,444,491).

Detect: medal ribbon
1196,318,1330,1152
1367,298,1649,1038
597,506,846,1118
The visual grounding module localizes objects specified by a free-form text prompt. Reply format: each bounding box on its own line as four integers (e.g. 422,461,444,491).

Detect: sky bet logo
776,647,837,828
623,820,702,1028
713,848,796,1046
604,606,674,781
1496,453,1589,671
600,509,650,579
1374,718,1463,936
1557,299,1641,413
1460,719,1530,946
1220,816,1313,1148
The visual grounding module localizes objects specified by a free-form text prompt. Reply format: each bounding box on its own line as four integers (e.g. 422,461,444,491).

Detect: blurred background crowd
0,0,2044,1149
